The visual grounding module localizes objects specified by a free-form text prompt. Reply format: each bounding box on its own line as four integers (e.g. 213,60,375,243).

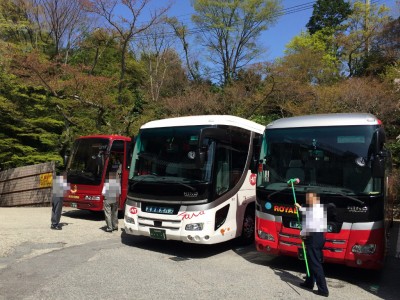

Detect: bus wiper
130,175,157,188
161,180,196,192
324,191,365,205
307,183,365,205
267,187,291,200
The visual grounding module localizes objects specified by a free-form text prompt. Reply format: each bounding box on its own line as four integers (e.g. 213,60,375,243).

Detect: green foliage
0,69,65,169
306,0,352,34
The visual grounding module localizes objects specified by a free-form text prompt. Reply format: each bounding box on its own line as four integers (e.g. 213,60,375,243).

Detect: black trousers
304,232,329,293
51,196,63,226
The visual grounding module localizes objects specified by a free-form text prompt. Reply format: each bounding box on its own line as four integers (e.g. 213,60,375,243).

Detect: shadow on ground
62,209,104,221
120,229,244,260
232,221,400,300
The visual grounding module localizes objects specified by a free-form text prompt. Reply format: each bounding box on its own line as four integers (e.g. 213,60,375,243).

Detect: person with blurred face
295,191,329,297
51,173,69,230
102,172,121,232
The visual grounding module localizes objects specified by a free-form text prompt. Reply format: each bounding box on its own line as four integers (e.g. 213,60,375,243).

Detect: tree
0,69,64,169
24,0,89,59
306,0,352,35
284,30,341,84
83,0,171,103
336,1,391,77
166,17,202,83
191,0,282,85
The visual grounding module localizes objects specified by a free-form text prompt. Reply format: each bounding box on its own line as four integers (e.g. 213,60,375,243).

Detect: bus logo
184,192,198,197
70,185,77,194
130,207,138,214
265,202,272,210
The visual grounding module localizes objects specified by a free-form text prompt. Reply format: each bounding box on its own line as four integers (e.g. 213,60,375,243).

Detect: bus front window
257,125,382,195
130,126,213,183
67,138,109,185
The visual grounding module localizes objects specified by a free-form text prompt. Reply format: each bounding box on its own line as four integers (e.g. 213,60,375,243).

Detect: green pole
289,179,310,277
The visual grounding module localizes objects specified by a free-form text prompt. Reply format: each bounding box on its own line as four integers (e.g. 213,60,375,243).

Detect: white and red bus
255,113,394,269
124,115,264,244
63,134,133,212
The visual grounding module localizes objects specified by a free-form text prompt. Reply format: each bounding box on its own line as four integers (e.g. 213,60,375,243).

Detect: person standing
102,172,121,232
295,191,329,297
51,173,69,230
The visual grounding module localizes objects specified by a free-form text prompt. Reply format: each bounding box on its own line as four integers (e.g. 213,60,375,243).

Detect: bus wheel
239,206,255,245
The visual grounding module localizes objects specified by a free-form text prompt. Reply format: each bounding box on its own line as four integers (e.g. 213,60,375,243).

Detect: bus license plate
298,247,305,260
70,202,77,208
149,228,166,240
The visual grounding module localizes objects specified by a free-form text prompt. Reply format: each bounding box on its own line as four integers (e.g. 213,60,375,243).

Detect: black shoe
299,282,313,289
113,227,118,231
313,290,329,297
105,228,113,232
51,225,62,230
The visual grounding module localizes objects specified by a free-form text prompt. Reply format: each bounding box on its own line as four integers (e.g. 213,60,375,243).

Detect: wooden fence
0,162,55,207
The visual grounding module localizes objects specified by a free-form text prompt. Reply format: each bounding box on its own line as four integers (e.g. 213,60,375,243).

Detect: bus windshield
67,138,109,185
257,125,382,195
129,126,213,184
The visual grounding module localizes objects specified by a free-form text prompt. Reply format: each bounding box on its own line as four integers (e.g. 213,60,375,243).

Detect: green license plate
70,202,77,208
149,228,166,240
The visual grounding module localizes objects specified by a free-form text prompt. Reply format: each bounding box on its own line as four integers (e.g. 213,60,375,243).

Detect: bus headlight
352,244,376,254
84,195,101,201
257,230,275,241
185,223,204,231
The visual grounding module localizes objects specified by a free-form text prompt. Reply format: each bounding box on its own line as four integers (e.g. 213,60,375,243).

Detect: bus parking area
0,206,399,300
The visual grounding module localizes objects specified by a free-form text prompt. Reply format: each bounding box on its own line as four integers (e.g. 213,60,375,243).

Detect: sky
153,0,399,62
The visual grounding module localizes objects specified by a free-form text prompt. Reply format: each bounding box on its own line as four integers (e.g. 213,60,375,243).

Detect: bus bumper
255,216,385,269
124,203,238,244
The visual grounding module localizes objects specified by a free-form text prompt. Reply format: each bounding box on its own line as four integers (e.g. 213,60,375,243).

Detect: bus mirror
250,158,258,174
64,150,70,166
197,150,206,168
372,156,385,178
372,127,386,155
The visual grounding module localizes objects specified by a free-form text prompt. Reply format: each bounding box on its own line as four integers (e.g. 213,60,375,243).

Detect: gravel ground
0,206,120,259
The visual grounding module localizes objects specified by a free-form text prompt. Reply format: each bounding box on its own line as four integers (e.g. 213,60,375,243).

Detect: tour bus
254,113,394,269
124,115,264,244
63,134,133,212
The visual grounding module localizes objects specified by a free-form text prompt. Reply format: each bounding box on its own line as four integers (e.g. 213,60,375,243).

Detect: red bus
254,113,394,269
63,135,133,212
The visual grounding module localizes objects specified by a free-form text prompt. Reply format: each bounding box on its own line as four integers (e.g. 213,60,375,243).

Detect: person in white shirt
295,191,329,297
102,172,121,232
51,173,69,230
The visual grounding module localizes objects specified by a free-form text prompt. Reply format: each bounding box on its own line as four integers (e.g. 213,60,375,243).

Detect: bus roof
141,115,265,133
266,113,381,129
76,134,131,141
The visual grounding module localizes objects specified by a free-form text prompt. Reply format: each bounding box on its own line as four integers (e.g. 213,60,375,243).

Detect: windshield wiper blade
130,175,157,188
161,180,196,191
267,187,291,200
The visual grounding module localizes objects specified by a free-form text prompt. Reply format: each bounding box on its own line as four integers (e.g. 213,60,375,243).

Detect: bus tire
238,204,255,245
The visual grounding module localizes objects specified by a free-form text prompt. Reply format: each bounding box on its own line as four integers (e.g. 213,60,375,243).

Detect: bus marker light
357,259,362,265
